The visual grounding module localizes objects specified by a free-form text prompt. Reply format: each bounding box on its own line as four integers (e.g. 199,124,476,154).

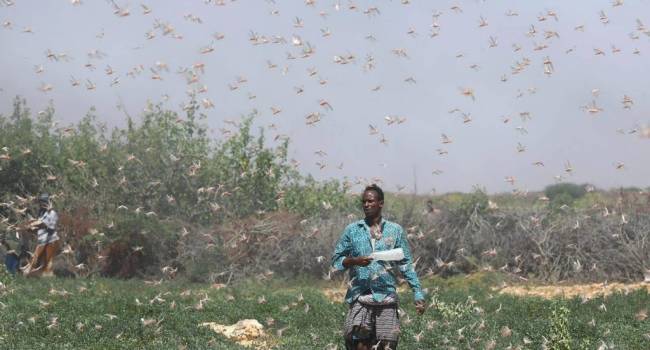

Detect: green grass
1,272,649,349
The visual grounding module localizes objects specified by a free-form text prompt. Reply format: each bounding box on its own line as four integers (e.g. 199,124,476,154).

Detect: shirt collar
357,217,387,229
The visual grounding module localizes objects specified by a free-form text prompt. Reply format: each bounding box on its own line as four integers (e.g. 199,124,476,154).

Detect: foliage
0,265,12,288
573,192,606,209
545,183,588,202
549,301,572,350
3,99,650,284
0,98,350,278
425,189,491,225
454,188,490,223
1,274,649,349
549,192,576,213
544,183,589,214
280,176,356,219
428,291,476,320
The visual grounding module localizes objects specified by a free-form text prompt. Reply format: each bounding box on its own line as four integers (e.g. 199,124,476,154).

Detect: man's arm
331,227,373,271
395,226,425,302
331,228,352,271
343,256,373,268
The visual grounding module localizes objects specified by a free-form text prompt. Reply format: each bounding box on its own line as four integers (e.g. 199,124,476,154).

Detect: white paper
370,248,404,261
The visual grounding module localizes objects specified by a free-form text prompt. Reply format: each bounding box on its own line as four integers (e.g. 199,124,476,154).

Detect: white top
37,209,59,245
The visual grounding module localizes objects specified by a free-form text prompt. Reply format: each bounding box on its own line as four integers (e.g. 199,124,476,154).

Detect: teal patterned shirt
331,218,425,305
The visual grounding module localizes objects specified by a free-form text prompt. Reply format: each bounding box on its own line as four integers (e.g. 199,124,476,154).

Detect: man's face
362,190,383,217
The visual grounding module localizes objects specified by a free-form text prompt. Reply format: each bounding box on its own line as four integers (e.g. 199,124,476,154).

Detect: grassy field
1,272,649,349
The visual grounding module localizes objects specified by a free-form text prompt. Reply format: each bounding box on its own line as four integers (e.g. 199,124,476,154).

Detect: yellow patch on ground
498,282,650,299
322,288,346,303
210,283,227,290
200,319,269,348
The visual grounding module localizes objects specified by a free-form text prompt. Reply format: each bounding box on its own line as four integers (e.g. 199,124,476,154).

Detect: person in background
22,193,61,277
1,234,20,274
331,184,426,350
1,234,30,275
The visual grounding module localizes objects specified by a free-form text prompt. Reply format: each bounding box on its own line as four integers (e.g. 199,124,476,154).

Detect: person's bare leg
355,340,372,350
31,244,45,266
24,244,45,274
42,241,60,277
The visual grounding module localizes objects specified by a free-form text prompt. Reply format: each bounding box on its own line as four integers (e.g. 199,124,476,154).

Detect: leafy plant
545,183,588,202
549,301,572,350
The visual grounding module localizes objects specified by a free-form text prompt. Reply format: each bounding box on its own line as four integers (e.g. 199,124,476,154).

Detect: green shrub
452,188,489,223
544,183,588,202
550,192,576,212
0,97,355,278
0,265,12,287
280,176,355,218
573,192,605,209
549,301,572,350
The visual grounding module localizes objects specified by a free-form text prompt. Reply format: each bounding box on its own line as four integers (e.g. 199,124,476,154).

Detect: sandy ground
322,288,347,303
497,281,650,299
322,280,650,302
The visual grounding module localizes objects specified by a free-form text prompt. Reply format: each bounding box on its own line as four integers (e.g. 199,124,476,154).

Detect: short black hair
363,184,384,202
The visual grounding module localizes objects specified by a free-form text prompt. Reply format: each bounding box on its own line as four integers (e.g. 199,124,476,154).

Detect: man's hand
27,219,43,228
16,221,36,233
355,256,373,266
343,256,373,268
415,300,426,315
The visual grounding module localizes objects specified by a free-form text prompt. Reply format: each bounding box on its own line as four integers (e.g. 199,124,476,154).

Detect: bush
545,183,588,202
0,265,12,288
0,97,351,279
280,176,355,219
452,189,490,225
550,192,576,213
3,98,650,284
549,301,572,350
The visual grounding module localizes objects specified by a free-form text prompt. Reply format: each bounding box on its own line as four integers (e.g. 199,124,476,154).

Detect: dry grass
323,272,650,303
321,287,347,303
498,281,650,299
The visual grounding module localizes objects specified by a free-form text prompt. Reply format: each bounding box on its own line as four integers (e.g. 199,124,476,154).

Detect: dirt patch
322,288,347,303
320,276,650,302
200,319,269,349
498,282,650,299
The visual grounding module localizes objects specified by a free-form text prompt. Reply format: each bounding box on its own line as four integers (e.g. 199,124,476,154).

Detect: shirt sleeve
331,226,352,272
395,226,425,301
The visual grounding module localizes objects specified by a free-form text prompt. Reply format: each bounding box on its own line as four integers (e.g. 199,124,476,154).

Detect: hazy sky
1,0,650,194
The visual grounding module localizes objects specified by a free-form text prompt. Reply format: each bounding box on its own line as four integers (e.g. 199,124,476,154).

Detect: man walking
331,184,425,350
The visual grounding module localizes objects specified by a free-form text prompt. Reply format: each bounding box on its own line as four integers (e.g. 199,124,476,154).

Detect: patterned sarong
343,296,400,345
